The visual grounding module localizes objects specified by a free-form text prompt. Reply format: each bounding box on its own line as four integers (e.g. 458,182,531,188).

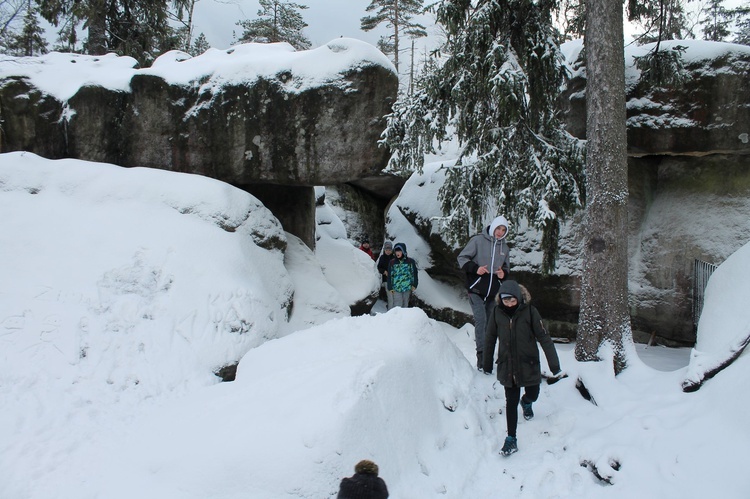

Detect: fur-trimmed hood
495,280,531,304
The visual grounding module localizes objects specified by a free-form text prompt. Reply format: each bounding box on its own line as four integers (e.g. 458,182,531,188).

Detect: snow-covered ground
2,152,749,498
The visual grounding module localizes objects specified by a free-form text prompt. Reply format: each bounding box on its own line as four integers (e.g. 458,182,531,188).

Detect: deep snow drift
2,153,749,498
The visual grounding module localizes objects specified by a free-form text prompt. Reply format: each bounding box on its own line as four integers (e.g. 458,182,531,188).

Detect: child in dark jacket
337,460,389,499
359,238,375,260
483,280,563,457
387,242,418,308
376,241,395,310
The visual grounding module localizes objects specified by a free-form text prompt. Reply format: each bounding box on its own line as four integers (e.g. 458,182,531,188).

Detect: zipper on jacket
509,316,517,385
485,239,497,301
469,276,482,290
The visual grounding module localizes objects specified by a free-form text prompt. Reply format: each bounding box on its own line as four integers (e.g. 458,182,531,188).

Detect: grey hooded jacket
456,215,510,301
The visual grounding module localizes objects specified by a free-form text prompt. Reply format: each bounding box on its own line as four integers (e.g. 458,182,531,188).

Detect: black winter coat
376,253,393,285
482,281,560,387
337,472,389,499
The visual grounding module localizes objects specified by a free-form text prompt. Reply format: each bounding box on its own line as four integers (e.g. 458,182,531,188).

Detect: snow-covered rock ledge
563,39,750,157
0,38,398,186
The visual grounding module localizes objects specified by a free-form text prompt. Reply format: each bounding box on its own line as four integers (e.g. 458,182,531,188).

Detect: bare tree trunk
185,0,195,52
393,0,400,73
0,0,26,37
87,0,107,55
409,38,414,95
575,0,632,374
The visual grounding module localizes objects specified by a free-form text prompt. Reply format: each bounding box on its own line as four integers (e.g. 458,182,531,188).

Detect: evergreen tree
559,0,586,40
698,0,734,41
631,43,687,91
8,0,47,56
190,31,209,56
236,0,310,50
0,0,27,44
169,0,198,53
50,17,80,53
382,59,448,172
576,0,633,373
561,0,692,44
360,0,426,73
733,5,750,45
382,0,584,273
627,0,691,43
37,0,178,65
623,0,692,93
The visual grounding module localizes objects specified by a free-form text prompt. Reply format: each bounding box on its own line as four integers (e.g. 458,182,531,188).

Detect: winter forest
4,0,750,64
2,0,750,498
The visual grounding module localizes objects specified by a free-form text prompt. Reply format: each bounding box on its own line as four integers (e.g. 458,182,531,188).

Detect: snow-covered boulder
320,184,388,252
0,152,294,388
0,39,398,186
281,232,351,333
683,240,750,391
314,205,381,315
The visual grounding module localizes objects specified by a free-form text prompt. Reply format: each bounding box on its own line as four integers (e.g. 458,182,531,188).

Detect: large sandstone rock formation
564,40,750,157
372,40,750,346
563,40,750,344
0,40,399,248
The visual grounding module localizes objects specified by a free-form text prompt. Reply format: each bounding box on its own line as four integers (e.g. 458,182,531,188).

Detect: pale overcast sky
193,0,748,54
192,0,438,50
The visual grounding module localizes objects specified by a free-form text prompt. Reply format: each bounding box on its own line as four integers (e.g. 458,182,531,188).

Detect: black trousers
504,384,540,438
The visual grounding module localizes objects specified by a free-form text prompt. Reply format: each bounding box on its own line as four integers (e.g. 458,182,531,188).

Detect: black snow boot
476,351,483,370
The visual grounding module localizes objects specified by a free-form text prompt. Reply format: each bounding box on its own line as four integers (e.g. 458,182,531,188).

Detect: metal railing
693,258,718,331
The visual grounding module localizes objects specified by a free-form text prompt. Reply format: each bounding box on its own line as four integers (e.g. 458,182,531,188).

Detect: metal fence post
693,258,718,333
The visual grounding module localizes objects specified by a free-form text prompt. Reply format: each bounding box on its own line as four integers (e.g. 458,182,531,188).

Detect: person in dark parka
337,459,389,499
483,280,563,456
376,241,395,310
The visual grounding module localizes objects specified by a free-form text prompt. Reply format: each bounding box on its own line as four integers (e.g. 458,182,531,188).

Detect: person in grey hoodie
457,215,511,370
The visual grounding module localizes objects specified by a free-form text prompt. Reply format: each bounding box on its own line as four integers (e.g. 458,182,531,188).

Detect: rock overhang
0,38,399,186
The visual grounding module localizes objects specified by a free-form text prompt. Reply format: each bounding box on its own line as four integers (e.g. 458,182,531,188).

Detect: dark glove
546,370,567,385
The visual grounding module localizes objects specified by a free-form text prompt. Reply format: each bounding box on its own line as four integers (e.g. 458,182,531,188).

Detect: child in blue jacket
387,242,418,308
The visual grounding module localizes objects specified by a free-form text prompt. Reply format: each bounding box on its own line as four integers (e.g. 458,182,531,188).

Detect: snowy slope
2,152,749,498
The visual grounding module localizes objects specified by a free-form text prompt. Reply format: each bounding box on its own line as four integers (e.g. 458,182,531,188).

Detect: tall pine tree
169,0,199,53
627,0,691,43
37,0,178,64
559,0,586,40
576,0,633,373
0,0,27,50
360,0,426,73
382,0,584,273
564,0,693,43
7,0,47,56
190,31,209,56
699,0,734,41
236,0,310,50
733,5,750,45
